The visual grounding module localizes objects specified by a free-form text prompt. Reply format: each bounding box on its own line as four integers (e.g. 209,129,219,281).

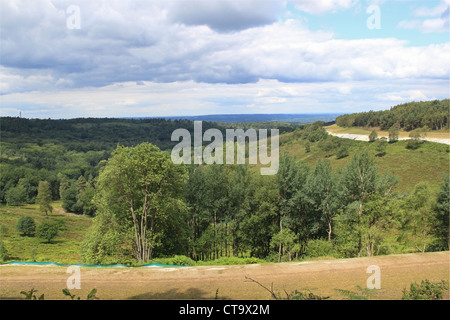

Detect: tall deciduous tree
403,183,437,253
434,176,449,250
36,181,52,215
5,182,27,206
201,164,229,259
388,123,399,143
369,130,378,142
307,159,342,241
342,150,377,256
277,154,311,261
93,143,188,262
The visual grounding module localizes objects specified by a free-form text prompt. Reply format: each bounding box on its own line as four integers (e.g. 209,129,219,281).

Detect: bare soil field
1,252,448,300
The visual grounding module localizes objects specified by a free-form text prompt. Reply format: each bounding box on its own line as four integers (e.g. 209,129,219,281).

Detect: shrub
36,220,59,243
375,137,387,156
144,255,196,266
305,141,311,153
204,257,263,265
402,280,449,300
16,216,36,236
336,145,349,159
0,239,9,262
305,239,335,258
406,129,427,150
164,255,196,266
369,130,377,142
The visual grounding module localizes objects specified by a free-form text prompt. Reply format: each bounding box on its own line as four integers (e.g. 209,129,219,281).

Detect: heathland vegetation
0,101,448,266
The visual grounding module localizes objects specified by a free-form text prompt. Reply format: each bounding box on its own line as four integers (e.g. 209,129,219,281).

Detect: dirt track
327,131,450,145
1,252,448,300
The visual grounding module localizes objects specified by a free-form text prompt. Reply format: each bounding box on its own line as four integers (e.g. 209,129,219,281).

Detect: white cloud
398,0,449,33
0,0,449,118
1,78,447,118
413,0,450,17
383,90,431,102
288,0,359,14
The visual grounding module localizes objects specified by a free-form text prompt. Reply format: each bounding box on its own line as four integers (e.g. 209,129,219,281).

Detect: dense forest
335,99,449,131
0,114,448,265
0,117,298,207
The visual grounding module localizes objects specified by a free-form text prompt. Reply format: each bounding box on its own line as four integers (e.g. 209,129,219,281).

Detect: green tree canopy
434,176,449,250
86,142,188,263
36,220,59,243
36,181,52,215
16,216,36,236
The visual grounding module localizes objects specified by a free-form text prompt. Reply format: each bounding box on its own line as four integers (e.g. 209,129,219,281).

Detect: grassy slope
279,131,449,193
0,201,92,264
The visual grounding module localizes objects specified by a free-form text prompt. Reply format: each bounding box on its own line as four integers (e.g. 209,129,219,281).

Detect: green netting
0,261,188,268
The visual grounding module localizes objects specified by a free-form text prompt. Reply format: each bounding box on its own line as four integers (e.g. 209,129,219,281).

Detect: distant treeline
335,99,449,131
0,117,299,152
0,117,222,152
0,117,300,205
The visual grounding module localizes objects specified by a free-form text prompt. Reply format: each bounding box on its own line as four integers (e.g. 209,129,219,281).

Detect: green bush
305,239,336,258
36,220,59,243
16,216,36,236
202,256,264,266
336,145,349,159
0,239,9,262
369,130,378,142
143,255,264,267
402,280,449,300
144,255,196,266
62,185,82,214
164,255,196,266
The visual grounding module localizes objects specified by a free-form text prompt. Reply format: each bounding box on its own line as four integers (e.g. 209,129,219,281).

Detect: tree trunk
225,222,228,257
327,220,332,242
357,200,363,257
278,219,283,263
214,212,217,260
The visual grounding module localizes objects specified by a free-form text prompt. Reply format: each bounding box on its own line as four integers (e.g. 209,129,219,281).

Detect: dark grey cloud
167,0,282,32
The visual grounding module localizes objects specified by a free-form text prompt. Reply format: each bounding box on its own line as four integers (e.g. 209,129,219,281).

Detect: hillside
279,129,449,193
0,202,91,264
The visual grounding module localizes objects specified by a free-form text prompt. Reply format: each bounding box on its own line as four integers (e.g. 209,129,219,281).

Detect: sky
0,0,449,119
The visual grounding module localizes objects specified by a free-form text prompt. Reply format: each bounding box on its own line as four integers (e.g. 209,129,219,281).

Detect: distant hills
127,113,342,124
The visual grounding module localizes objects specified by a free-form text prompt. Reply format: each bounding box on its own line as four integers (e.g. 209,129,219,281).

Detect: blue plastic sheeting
0,261,188,268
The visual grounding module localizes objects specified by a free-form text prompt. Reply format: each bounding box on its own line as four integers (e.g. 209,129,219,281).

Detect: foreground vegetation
17,278,449,300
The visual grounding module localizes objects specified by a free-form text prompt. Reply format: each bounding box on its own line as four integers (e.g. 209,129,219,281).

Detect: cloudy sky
0,0,449,119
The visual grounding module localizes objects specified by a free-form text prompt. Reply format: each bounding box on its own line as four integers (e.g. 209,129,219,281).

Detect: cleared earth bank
1,251,448,300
